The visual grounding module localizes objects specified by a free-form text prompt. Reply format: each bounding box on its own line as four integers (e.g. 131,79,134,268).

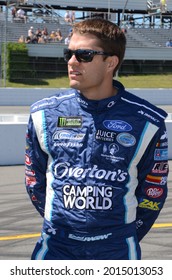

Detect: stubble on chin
69,80,80,90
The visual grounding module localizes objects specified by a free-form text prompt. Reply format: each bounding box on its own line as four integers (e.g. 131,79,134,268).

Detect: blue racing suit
25,80,168,260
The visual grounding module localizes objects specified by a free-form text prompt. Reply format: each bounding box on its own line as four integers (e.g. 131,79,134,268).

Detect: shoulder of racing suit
30,89,77,113
119,90,167,128
114,80,167,128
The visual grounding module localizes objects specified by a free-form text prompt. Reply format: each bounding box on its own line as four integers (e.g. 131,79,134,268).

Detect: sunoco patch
58,116,82,128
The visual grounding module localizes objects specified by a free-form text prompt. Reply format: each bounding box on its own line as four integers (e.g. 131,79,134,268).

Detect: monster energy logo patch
58,116,82,128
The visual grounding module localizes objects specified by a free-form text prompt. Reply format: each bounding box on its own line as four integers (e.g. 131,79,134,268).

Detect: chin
70,81,80,90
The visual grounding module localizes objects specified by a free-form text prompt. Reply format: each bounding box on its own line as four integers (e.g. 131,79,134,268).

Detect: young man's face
67,32,112,98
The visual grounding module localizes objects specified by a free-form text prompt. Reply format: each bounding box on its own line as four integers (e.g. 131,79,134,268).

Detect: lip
69,70,82,78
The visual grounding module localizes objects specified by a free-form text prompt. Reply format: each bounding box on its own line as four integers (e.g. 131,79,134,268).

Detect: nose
68,54,79,64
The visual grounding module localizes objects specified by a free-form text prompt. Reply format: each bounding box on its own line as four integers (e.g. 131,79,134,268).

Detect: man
64,10,72,23
28,26,34,39
16,8,27,23
25,18,168,260
166,39,172,47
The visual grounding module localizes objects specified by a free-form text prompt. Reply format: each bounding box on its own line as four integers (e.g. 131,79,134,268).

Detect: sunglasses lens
76,50,93,62
64,49,72,62
63,49,95,63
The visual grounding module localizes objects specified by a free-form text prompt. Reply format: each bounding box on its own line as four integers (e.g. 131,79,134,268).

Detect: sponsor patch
26,176,36,186
53,162,128,182
31,98,56,112
31,195,38,202
145,186,163,198
54,142,83,148
53,130,85,141
25,145,30,151
145,174,167,185
109,143,119,155
68,232,112,242
96,129,116,142
137,110,159,123
63,184,113,210
138,199,161,211
101,143,125,163
25,154,32,166
154,149,168,160
136,219,143,229
103,120,132,132
152,162,168,174
156,141,168,148
116,133,136,147
160,131,167,140
77,97,88,107
107,101,116,108
25,169,35,176
58,116,82,128
156,142,160,147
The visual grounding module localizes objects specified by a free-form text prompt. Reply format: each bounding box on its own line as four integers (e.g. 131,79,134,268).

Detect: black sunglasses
64,48,113,63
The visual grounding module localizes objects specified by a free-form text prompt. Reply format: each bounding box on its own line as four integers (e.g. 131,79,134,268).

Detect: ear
106,56,119,73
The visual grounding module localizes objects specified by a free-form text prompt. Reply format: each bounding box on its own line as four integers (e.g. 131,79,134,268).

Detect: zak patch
138,199,161,211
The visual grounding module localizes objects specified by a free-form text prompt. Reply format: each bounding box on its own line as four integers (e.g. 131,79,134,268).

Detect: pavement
0,104,172,260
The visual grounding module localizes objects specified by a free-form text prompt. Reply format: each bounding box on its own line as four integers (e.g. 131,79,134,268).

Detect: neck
82,86,117,100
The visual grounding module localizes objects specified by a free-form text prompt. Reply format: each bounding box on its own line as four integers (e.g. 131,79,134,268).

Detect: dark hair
72,18,126,74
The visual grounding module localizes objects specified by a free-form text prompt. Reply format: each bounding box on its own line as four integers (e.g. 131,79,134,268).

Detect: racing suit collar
75,80,125,112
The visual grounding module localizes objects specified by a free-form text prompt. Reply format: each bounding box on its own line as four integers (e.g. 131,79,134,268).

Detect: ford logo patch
103,120,132,132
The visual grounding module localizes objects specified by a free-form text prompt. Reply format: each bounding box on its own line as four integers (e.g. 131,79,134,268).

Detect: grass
2,74,172,88
118,74,172,88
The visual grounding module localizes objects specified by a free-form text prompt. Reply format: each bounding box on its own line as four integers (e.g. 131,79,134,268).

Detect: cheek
85,62,104,78
84,70,104,86
88,64,106,80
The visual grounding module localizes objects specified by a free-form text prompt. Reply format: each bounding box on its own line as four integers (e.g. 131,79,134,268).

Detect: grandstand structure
0,0,172,82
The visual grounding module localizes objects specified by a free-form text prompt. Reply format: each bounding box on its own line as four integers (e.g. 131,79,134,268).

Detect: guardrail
1,43,172,61
25,44,172,61
0,87,172,105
